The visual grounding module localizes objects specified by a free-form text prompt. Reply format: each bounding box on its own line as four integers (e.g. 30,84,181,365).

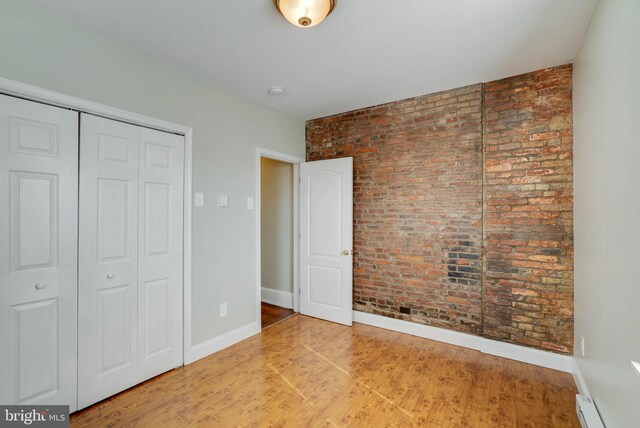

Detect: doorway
255,149,303,329
255,149,354,330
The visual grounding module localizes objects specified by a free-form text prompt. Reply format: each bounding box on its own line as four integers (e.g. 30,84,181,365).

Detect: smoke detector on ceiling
268,86,285,95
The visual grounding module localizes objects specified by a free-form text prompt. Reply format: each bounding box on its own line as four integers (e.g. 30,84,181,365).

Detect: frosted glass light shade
273,0,336,28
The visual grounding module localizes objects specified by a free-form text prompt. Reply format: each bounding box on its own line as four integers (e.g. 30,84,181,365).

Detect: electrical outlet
580,335,585,357
220,303,228,317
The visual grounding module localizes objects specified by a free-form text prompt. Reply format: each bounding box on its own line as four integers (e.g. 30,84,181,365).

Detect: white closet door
0,94,78,410
78,114,140,409
78,114,184,409
137,127,183,379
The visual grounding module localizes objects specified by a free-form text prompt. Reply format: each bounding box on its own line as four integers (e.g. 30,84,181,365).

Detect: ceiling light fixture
273,0,337,28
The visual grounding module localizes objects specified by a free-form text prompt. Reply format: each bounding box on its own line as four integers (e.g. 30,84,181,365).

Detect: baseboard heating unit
576,395,605,428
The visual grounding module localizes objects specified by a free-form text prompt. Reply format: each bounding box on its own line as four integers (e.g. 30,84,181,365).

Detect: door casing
255,148,304,327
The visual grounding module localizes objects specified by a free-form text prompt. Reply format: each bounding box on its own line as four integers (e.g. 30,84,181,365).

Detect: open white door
300,157,353,326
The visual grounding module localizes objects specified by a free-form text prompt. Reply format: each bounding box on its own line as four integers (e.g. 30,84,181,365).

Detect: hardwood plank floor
71,315,579,427
261,302,295,328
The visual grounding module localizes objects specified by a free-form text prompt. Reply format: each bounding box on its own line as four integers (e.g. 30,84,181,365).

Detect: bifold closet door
78,114,184,409
137,124,184,382
0,94,78,410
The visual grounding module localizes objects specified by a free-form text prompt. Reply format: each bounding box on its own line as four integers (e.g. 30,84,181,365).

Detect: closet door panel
137,128,184,379
0,94,78,410
78,115,184,409
78,114,139,409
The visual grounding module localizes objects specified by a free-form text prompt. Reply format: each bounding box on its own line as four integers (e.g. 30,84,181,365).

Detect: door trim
255,148,304,330
0,76,196,365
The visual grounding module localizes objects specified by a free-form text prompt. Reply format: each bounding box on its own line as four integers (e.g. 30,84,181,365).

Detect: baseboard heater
576,395,605,428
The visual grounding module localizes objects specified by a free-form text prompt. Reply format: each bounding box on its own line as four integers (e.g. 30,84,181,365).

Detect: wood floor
261,302,295,328
71,315,579,427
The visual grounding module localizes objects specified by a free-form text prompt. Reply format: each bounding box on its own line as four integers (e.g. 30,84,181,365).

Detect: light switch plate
194,192,204,207
247,197,254,210
219,194,229,207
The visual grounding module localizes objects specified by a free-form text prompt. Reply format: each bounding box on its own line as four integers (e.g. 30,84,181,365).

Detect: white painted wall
573,0,640,427
260,158,294,296
0,0,305,347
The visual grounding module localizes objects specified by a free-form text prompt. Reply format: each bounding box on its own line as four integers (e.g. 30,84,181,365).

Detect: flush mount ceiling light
273,0,337,28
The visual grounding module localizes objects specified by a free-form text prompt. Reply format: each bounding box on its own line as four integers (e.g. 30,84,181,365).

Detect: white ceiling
25,0,597,119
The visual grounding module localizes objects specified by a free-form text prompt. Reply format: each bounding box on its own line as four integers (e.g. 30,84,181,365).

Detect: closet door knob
35,282,46,290
106,273,115,280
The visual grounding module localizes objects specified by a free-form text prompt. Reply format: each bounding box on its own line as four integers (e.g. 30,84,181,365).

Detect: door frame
0,76,196,364
255,148,304,329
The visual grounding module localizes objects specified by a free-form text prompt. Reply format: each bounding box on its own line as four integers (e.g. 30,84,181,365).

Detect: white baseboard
261,287,294,309
353,311,574,373
572,358,591,397
187,321,260,364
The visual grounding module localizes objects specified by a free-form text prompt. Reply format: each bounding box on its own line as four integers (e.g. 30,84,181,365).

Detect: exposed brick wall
307,85,484,334
483,65,573,353
306,65,573,354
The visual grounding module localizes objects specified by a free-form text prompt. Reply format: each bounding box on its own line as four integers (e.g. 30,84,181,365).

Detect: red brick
484,65,573,354
306,65,573,355
307,84,484,334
